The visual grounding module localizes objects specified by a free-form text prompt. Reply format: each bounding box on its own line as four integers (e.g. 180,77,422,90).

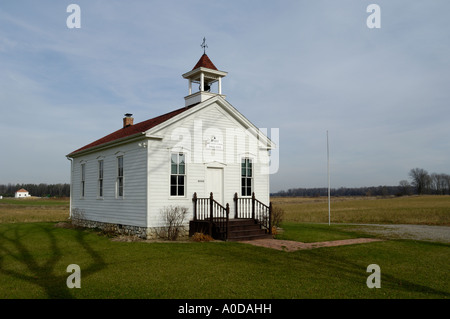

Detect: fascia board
66,133,146,158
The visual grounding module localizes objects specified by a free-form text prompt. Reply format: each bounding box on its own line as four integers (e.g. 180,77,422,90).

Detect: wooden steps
189,218,271,241
191,192,272,241
223,219,271,241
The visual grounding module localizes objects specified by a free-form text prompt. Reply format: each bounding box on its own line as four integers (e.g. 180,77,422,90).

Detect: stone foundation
72,218,189,240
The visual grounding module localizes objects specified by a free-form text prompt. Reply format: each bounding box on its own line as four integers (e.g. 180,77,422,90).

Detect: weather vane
201,37,208,54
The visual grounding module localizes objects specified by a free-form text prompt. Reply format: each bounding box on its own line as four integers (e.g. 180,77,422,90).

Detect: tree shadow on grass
297,245,450,298
0,223,106,298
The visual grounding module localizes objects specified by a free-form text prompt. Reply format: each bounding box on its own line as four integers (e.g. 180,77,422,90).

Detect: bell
199,82,211,92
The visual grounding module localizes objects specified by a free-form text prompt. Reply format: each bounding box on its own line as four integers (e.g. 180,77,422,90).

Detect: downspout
66,156,73,219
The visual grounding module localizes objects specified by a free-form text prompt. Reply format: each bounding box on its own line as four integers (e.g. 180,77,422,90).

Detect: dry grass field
1,195,449,226
272,195,450,226
0,197,69,224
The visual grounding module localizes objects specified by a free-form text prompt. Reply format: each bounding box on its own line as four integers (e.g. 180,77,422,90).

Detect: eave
66,132,147,158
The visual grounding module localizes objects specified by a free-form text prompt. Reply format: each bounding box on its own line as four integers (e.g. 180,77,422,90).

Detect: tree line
272,186,408,197
406,168,450,195
272,168,450,197
0,183,70,198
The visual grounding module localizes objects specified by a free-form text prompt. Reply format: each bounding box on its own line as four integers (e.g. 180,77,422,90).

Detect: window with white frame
117,156,124,198
98,160,104,198
241,158,253,197
81,163,86,198
170,153,185,196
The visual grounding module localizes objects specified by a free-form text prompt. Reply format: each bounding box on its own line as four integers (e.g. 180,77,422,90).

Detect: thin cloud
0,1,449,191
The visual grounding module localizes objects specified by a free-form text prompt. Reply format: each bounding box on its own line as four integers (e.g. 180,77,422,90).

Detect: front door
206,167,224,205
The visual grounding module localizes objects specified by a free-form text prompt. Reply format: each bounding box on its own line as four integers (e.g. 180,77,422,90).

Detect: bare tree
398,180,412,196
430,173,450,195
443,174,450,195
431,173,442,194
409,168,430,195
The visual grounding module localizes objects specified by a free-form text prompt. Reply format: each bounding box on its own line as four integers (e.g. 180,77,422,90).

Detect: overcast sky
1,1,449,192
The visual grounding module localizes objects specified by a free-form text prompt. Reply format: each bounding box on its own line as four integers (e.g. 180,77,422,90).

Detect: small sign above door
205,136,223,150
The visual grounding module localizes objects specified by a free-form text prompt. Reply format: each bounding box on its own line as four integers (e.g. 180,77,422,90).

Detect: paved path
239,238,383,252
240,223,449,251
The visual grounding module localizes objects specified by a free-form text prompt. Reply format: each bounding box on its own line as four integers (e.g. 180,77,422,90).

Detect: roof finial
201,37,208,54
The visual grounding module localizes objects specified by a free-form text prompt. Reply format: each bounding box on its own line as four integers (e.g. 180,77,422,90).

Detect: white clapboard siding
71,140,147,227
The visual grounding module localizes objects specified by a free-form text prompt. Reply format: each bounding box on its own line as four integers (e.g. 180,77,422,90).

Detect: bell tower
182,38,228,107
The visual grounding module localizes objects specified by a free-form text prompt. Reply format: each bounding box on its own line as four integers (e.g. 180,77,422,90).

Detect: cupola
182,39,227,106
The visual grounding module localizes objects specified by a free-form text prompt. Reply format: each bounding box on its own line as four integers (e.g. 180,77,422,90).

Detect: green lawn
274,222,372,242
0,222,448,299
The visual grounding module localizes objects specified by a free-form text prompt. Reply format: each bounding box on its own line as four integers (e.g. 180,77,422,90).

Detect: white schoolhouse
67,52,275,240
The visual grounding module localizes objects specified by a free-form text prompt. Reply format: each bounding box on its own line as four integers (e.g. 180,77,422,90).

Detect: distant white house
66,52,275,240
15,188,30,198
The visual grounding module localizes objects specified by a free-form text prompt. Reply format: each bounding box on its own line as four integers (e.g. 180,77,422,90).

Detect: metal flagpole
327,130,330,226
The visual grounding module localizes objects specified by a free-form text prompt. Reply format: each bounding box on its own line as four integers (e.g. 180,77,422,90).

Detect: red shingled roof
16,188,28,193
192,54,218,70
68,105,195,156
